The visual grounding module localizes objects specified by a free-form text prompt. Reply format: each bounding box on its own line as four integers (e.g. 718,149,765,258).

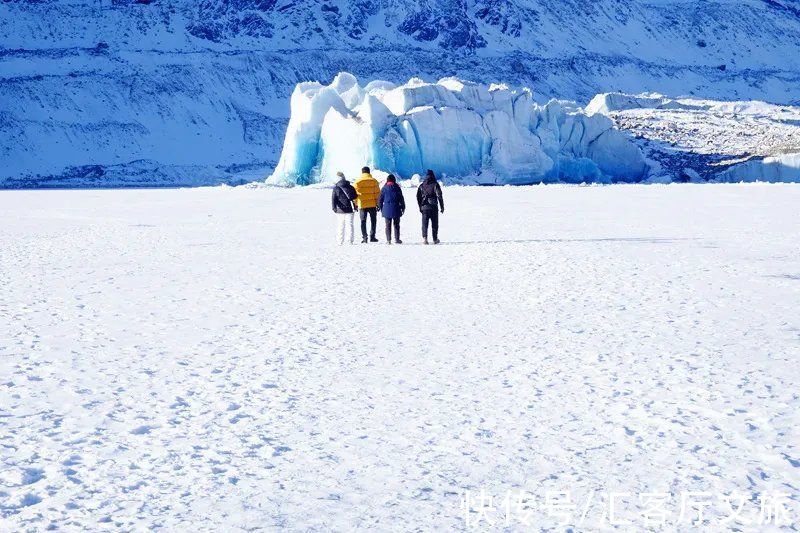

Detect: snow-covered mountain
2,0,800,187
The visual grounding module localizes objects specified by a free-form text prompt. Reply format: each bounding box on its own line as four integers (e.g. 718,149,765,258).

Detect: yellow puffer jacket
354,173,380,209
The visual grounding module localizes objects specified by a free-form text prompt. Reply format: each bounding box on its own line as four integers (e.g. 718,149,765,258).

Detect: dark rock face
2,0,800,187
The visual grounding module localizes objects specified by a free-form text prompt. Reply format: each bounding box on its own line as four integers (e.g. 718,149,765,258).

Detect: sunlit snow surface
268,73,647,185
2,185,799,530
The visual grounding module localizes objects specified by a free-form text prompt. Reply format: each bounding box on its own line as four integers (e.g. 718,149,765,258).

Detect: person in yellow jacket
354,166,381,243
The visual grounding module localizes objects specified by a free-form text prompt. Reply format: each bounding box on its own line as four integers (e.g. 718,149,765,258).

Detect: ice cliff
268,73,647,185
588,93,800,183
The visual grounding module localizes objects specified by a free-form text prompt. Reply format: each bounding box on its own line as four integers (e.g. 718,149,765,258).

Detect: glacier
268,73,647,185
588,92,800,183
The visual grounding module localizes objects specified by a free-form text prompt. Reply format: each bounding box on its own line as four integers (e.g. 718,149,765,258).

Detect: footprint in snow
20,468,44,485
475,429,494,439
412,487,434,500
64,468,82,484
272,446,292,457
229,413,250,424
783,454,800,468
130,425,156,435
2,493,42,510
62,455,81,466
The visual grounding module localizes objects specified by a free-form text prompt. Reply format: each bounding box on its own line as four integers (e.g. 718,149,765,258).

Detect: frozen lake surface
1,184,799,530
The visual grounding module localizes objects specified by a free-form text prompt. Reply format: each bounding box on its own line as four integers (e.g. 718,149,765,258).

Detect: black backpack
420,181,438,208
336,183,356,208
341,183,357,202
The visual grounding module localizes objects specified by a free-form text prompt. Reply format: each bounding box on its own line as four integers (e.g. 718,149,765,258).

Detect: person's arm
399,188,406,215
378,188,384,211
416,186,423,210
436,183,444,213
331,187,337,212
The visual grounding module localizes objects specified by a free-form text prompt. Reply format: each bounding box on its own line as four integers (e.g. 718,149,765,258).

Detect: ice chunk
382,80,462,116
268,72,649,185
558,157,605,184
717,153,800,183
588,129,648,183
586,92,673,114
390,119,424,179
269,82,351,185
437,78,493,112
364,80,398,100
330,72,365,111
318,95,395,181
403,106,486,178
483,110,553,183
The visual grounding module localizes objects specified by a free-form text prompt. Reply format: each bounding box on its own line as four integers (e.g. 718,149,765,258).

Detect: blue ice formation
268,72,648,185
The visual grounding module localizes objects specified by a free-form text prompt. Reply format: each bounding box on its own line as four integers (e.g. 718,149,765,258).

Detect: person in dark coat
416,169,444,244
377,174,405,244
331,171,358,245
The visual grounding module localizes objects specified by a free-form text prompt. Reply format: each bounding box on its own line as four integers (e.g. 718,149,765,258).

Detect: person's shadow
405,237,697,246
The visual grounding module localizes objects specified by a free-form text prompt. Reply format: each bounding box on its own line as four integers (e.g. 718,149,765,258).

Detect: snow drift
268,73,647,185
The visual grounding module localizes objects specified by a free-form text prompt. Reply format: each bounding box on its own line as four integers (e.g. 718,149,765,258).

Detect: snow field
1,185,799,530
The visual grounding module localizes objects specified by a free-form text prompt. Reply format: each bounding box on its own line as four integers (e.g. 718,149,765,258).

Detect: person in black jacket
416,169,444,244
378,174,405,244
331,171,358,245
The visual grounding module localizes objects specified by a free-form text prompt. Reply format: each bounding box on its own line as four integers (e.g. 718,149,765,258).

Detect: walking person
331,171,358,245
354,166,380,243
416,169,444,244
378,174,405,244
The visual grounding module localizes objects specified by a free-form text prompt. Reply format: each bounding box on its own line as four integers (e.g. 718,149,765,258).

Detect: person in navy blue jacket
377,174,405,244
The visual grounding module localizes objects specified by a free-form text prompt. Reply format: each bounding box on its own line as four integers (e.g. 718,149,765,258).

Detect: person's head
426,169,436,180
386,174,396,184
336,171,345,180
362,166,370,174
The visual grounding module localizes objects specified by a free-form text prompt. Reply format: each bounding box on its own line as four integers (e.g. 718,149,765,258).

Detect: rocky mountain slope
2,0,799,187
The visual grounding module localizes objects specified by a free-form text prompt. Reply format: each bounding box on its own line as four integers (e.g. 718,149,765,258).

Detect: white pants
336,212,355,244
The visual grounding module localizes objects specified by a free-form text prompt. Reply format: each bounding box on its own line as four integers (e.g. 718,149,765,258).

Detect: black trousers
421,210,438,240
359,207,377,239
384,217,400,242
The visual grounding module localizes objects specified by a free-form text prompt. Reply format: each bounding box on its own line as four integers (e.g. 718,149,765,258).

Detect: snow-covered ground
1,185,799,530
